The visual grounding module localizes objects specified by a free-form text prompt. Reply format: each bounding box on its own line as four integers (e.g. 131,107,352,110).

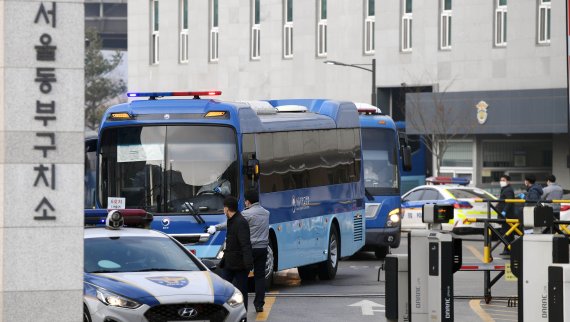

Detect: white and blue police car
83,210,246,322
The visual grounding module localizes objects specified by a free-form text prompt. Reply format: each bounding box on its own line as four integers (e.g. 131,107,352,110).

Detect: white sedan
401,184,498,233
83,213,246,322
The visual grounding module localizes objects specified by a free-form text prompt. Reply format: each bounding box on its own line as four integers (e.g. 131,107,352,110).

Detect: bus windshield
99,125,238,214
361,128,399,195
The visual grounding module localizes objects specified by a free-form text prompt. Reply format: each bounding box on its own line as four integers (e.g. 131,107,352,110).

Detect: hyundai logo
178,307,198,318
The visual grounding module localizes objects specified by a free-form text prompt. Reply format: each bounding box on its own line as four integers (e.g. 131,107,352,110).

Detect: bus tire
375,246,389,259
318,226,339,280
297,265,317,281
84,305,92,322
264,244,275,290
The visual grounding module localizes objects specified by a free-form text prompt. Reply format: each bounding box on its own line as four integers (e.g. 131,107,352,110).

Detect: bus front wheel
264,244,275,290
375,246,389,259
318,226,339,280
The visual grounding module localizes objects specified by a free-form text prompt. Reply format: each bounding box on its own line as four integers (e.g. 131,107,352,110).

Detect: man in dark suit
496,174,515,256
221,196,254,311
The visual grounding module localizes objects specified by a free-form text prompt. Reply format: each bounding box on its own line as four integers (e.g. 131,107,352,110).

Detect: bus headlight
386,208,401,227
227,288,244,308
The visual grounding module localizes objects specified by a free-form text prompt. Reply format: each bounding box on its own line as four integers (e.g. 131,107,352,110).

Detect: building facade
128,0,570,193
375,0,568,193
86,0,127,50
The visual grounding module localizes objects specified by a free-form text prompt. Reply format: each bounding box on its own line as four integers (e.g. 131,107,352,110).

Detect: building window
364,0,375,54
251,0,261,60
210,0,219,62
179,0,189,63
317,0,327,57
283,0,294,58
442,141,473,167
480,140,552,193
538,0,551,44
401,0,412,52
495,0,507,47
85,3,101,17
440,0,452,50
151,0,159,65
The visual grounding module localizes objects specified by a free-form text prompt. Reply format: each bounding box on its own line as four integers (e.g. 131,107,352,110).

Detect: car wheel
374,246,389,259
318,226,339,280
83,305,92,322
264,244,275,290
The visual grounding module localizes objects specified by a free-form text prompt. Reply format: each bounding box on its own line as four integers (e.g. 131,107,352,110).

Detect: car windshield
361,128,399,195
99,125,238,214
447,189,492,199
84,236,203,273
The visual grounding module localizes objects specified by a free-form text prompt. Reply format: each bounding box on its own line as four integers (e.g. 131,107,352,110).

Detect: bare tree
405,83,474,176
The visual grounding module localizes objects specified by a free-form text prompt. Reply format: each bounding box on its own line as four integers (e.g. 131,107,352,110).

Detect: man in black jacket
221,196,254,311
496,175,515,256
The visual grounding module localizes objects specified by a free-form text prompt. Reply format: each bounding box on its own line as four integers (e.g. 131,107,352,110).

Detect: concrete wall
129,0,373,102
376,0,566,91
0,0,84,320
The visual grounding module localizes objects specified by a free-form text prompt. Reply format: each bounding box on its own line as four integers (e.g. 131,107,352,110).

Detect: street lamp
324,59,376,107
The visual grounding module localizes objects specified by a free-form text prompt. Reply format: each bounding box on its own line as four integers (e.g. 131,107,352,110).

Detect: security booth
385,254,409,322
404,204,460,322
510,206,569,322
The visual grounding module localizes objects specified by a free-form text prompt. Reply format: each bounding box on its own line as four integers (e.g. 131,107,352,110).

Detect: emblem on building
475,101,488,124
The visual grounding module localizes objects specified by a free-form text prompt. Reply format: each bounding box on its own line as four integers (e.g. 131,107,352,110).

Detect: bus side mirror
246,158,260,183
401,146,412,171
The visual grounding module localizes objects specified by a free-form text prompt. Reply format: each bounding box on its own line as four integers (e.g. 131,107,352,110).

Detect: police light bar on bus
425,176,470,186
127,90,222,99
354,102,382,115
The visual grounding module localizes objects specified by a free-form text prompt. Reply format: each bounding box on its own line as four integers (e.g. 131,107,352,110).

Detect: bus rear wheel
318,226,339,280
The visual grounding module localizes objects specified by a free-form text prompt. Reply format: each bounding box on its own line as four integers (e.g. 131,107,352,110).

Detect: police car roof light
106,210,124,230
127,91,222,100
87,209,153,229
426,176,470,186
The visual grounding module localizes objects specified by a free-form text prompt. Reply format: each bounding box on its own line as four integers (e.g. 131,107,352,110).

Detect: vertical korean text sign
0,1,84,321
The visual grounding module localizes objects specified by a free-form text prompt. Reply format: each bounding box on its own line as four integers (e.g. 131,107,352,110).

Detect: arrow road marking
349,300,385,315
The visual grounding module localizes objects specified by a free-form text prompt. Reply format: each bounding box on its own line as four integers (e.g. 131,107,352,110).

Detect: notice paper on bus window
117,144,164,163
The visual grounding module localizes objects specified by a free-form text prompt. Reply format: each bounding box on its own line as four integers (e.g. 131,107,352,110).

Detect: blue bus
93,92,365,283
264,101,410,259
396,121,427,194
358,105,409,258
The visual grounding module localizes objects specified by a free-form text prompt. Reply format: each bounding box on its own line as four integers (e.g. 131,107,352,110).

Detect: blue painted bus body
359,115,401,251
94,97,365,272
266,99,401,253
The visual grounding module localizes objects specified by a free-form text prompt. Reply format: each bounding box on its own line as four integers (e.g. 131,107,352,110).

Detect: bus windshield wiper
184,202,205,224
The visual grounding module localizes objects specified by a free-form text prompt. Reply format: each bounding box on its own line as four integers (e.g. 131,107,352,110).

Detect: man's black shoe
255,306,264,313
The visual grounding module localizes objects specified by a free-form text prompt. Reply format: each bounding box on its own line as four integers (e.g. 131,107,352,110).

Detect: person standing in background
496,175,515,256
542,174,564,219
518,174,543,202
